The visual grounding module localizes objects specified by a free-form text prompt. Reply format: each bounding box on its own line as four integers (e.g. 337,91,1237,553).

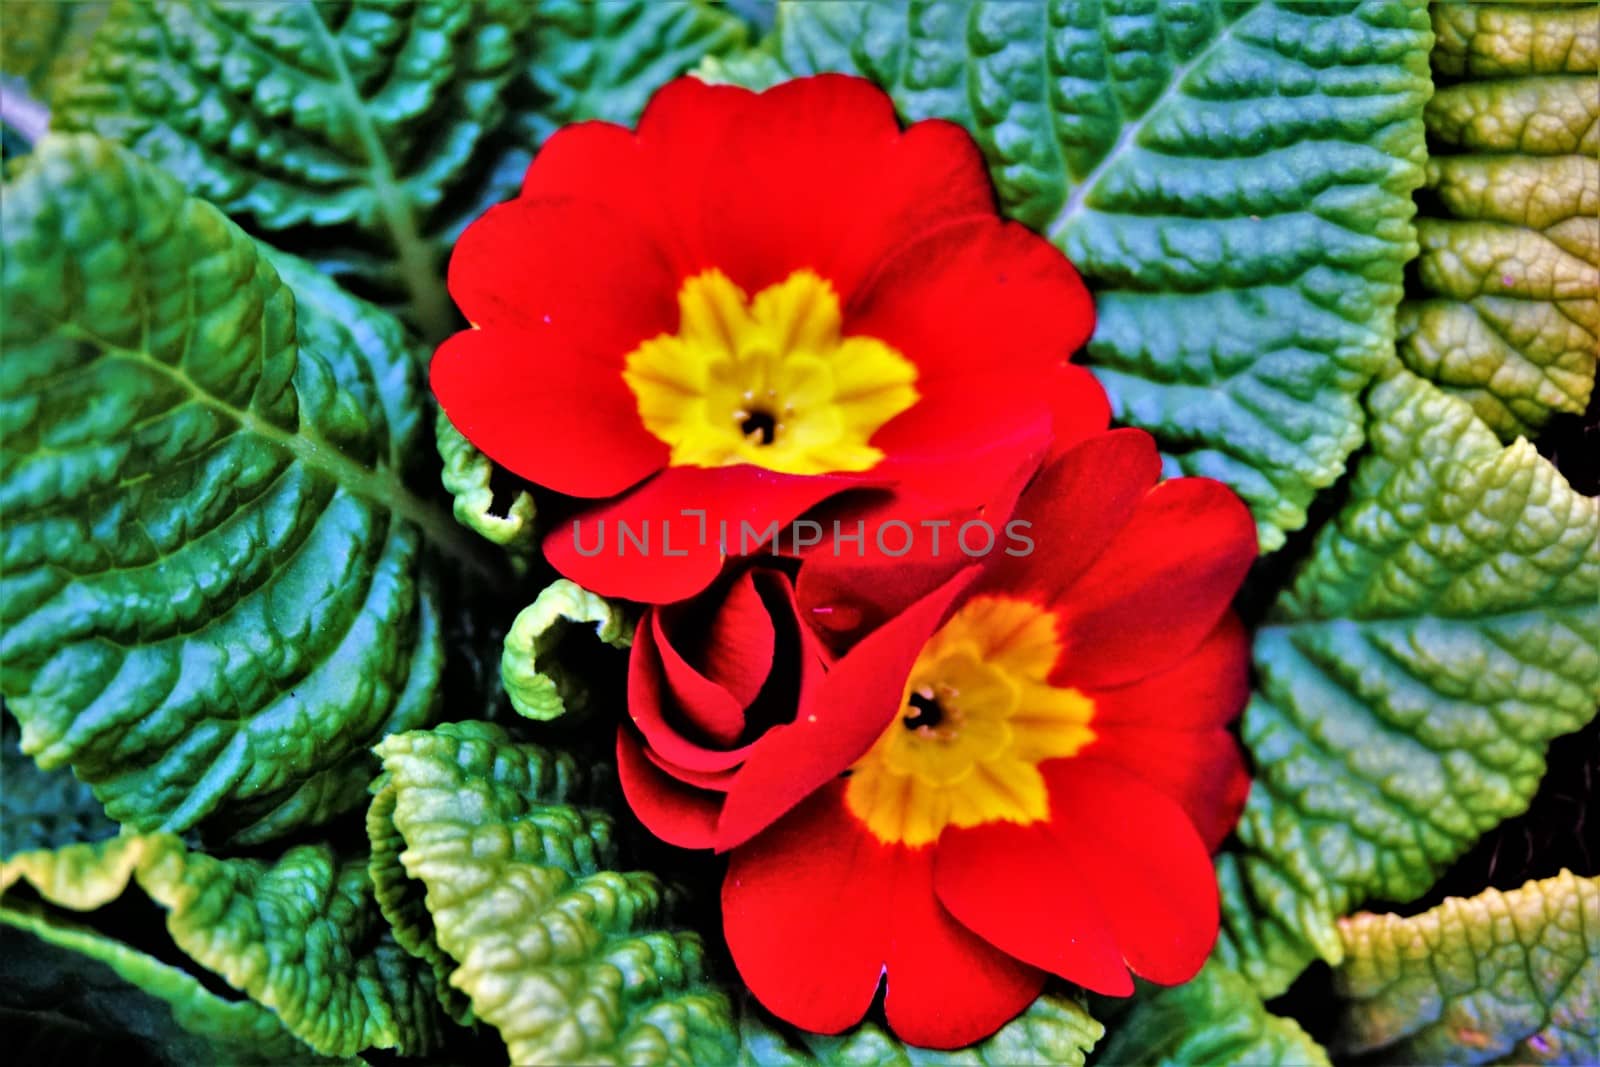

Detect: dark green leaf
0,134,487,843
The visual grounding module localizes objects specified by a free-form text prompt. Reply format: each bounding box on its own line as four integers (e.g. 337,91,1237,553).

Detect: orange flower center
846,595,1097,847
623,269,919,475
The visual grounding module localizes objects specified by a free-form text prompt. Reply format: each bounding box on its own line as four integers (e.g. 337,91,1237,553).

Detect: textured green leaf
1,712,117,859
513,0,750,143
373,720,737,1064
0,2,107,98
1096,962,1330,1067
1,833,440,1058
1333,870,1599,1065
1,905,330,1066
738,992,1102,1066
705,0,1431,550
1397,3,1599,439
51,0,534,340
502,578,635,722
436,408,537,566
0,134,490,843
1215,369,1600,994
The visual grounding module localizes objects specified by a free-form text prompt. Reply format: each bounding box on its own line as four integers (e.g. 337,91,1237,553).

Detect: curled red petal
616,730,719,849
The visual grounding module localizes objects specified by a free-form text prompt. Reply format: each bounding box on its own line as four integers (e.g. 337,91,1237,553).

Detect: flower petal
715,566,980,850
724,783,1043,1045
627,614,753,774
652,607,748,748
447,196,677,347
545,466,860,603
1043,758,1220,986
935,818,1133,996
1082,726,1250,851
616,729,720,849
974,429,1163,605
677,569,775,711
1053,477,1257,688
431,327,666,498
698,75,994,296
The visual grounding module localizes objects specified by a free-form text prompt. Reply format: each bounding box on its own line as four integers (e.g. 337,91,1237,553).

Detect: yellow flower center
846,596,1097,847
623,269,919,475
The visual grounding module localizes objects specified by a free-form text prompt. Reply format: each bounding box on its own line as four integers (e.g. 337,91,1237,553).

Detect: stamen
903,687,944,730
740,408,778,445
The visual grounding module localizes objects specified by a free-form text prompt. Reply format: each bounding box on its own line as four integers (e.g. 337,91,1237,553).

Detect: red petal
431,328,666,498
1054,477,1257,688
1047,364,1113,458
698,75,994,296
974,429,1162,605
545,466,860,603
627,614,754,774
677,569,775,711
446,197,677,350
848,215,1094,388
1044,758,1220,986
1082,725,1250,851
935,820,1133,996
1089,614,1250,732
724,783,1043,1045
652,607,748,748
616,729,719,849
715,567,980,850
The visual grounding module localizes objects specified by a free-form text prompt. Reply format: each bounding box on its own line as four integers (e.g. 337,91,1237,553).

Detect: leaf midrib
1046,7,1251,241
300,3,455,343
54,318,496,579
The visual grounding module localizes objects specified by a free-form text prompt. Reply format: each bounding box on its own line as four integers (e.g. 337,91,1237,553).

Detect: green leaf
514,0,750,143
0,2,107,99
372,720,737,1064
1,834,440,1058
1,906,332,1066
1095,962,1330,1067
1215,369,1600,994
738,993,1103,1066
1396,3,1599,440
705,0,1431,551
51,0,535,340
1333,870,1599,1065
0,134,488,843
502,578,635,722
2,712,117,859
436,408,538,567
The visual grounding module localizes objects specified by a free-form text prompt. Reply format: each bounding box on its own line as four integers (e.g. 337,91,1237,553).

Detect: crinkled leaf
0,1,106,99
1215,369,1600,994
367,767,473,1027
1397,3,1599,439
1,905,329,1066
373,720,737,1064
1333,870,1599,1065
0,135,492,843
705,0,1431,550
513,0,750,144
502,578,635,722
51,0,534,339
2,712,117,859
738,992,1102,1066
1096,962,1330,1067
436,408,537,566
1,833,440,1058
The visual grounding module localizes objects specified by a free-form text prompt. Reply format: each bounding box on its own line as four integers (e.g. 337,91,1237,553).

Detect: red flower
616,562,830,848
719,429,1258,1048
432,74,1103,603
